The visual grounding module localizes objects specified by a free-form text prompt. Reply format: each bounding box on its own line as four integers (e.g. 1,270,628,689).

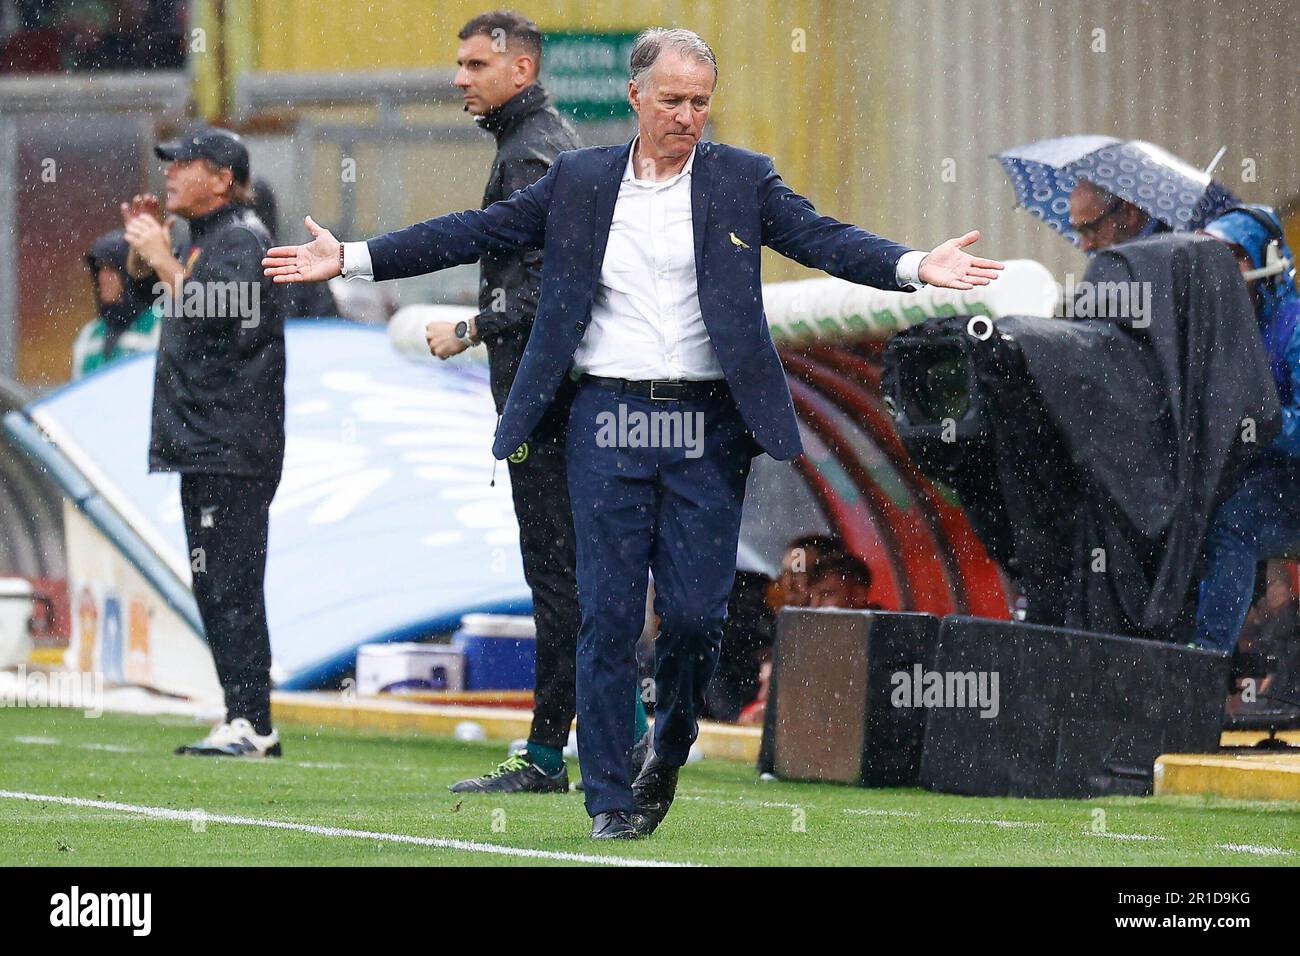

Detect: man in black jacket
422,11,601,793
122,127,285,758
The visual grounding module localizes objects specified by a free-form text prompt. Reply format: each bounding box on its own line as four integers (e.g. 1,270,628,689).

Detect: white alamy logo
890,664,1000,719
1,667,103,717
153,279,261,329
595,404,706,459
1058,273,1152,327
50,886,151,936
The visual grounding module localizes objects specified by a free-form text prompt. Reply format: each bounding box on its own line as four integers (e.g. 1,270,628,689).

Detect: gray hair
629,28,717,88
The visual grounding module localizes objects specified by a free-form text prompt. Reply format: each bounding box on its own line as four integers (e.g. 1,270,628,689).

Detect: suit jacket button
575,321,586,332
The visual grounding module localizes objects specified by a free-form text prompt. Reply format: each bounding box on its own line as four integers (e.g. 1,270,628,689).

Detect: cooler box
0,577,35,669
453,614,536,690
355,642,465,696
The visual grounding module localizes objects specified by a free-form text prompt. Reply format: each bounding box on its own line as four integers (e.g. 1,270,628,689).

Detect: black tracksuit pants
180,472,278,734
505,381,580,752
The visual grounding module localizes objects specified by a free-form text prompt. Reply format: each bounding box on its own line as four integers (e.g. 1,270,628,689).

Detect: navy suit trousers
566,379,756,816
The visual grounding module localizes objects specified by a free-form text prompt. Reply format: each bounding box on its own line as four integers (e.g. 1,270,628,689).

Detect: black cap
154,127,250,185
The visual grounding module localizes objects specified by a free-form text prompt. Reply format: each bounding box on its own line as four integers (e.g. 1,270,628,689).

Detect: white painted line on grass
13,736,60,745
946,817,1045,829
1086,831,1164,841
0,790,696,868
1216,842,1294,857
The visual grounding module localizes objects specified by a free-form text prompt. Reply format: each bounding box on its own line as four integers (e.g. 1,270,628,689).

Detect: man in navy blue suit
265,27,1002,840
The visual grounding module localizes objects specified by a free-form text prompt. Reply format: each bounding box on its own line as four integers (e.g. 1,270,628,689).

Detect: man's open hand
918,231,1004,291
262,216,341,283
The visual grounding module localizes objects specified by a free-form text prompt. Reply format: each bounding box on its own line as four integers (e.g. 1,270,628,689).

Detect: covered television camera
883,234,1280,642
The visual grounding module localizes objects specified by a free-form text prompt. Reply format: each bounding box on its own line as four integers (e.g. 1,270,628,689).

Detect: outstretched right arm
263,153,561,284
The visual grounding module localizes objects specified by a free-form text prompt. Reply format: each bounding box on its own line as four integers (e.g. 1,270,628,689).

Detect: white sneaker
175,717,282,758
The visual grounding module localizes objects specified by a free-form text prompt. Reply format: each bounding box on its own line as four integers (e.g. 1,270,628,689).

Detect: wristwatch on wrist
454,320,474,345
338,244,345,276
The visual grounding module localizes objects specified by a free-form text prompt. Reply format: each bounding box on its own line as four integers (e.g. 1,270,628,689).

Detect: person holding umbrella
996,136,1237,253
1068,180,1163,254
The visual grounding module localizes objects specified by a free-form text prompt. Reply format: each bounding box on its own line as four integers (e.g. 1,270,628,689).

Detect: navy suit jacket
366,138,917,461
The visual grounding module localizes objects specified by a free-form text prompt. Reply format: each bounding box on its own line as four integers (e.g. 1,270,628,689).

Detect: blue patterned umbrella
996,136,1239,247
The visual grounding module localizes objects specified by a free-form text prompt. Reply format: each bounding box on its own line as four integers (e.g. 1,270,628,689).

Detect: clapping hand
120,192,164,226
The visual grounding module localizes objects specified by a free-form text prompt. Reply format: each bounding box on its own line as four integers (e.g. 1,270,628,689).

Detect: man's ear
628,79,640,114
213,167,234,199
513,53,536,86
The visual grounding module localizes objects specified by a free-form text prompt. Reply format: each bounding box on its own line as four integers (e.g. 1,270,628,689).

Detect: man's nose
453,70,470,88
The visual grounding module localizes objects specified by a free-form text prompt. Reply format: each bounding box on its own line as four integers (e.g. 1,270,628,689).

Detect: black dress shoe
591,810,639,840
630,753,680,836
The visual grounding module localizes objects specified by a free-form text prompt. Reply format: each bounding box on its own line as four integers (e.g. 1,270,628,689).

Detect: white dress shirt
573,136,720,380
342,138,929,380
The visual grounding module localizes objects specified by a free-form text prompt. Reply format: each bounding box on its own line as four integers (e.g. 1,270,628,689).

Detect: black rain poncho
886,234,1280,641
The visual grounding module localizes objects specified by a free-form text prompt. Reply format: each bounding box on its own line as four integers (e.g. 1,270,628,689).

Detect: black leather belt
579,375,730,402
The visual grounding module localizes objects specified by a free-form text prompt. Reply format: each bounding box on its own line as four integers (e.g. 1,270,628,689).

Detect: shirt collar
623,134,697,187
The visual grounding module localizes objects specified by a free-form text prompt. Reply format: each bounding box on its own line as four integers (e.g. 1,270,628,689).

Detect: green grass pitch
1,707,1297,866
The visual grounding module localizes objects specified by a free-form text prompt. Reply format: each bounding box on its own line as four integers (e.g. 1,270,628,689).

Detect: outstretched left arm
758,156,1002,291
